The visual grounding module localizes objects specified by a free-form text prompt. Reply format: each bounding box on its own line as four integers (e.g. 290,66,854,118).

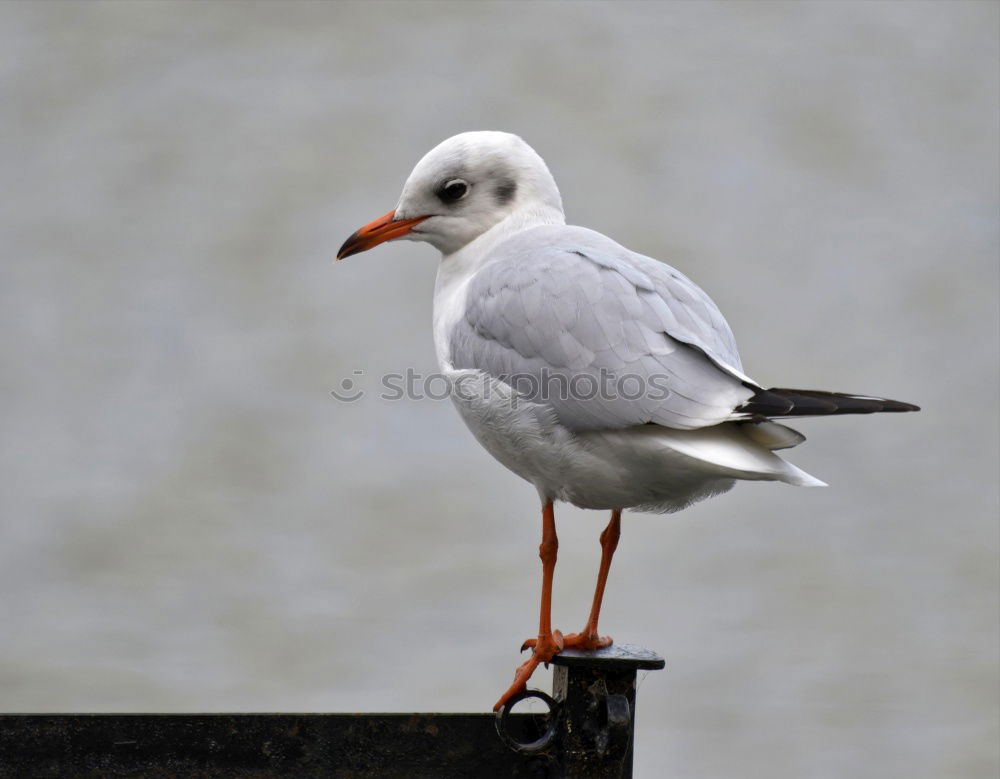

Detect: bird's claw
494,630,565,712
561,630,614,651
523,628,612,653
519,629,563,658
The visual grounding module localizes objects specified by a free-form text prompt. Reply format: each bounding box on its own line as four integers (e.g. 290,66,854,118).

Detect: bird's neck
443,203,564,273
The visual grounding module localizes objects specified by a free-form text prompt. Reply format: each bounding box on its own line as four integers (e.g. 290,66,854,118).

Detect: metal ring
494,689,560,754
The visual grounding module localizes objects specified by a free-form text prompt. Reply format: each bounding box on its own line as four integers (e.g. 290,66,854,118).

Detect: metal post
495,643,665,778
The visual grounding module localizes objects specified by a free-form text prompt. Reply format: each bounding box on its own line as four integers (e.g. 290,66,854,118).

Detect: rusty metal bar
0,644,663,778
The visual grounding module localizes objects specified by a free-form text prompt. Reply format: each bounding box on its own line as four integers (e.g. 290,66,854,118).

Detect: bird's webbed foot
492,630,564,712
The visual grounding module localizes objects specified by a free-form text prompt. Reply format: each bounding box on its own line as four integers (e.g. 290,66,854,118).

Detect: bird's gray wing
448,225,756,432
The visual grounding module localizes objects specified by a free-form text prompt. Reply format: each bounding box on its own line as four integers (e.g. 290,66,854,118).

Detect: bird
336,131,919,712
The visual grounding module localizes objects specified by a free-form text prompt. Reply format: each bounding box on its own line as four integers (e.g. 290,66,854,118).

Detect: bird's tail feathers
738,387,920,419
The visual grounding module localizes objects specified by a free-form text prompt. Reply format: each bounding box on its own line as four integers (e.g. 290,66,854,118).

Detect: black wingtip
739,387,920,418
879,399,921,413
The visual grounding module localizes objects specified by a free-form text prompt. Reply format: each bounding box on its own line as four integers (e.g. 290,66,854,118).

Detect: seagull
336,131,919,712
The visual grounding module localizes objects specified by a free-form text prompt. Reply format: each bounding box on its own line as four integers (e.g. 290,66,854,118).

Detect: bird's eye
438,178,469,203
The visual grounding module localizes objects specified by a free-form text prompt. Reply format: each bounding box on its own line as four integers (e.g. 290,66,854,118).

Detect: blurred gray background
2,2,997,777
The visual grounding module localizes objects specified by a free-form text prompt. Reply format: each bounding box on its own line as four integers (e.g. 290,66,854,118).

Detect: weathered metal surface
0,645,664,778
552,643,666,671
552,643,664,778
0,713,551,778
495,643,666,778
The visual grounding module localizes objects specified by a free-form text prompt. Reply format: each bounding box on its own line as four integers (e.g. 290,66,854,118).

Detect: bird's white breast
432,254,477,371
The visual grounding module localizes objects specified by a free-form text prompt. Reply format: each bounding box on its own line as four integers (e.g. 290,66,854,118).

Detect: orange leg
493,500,564,712
563,509,622,651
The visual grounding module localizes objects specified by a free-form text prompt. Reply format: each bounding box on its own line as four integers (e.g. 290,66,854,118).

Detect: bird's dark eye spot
437,178,469,203
494,178,517,206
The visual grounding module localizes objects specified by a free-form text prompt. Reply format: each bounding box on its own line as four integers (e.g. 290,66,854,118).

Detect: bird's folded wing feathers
448,225,756,432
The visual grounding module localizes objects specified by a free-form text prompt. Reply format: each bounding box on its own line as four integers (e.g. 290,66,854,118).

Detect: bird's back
447,224,755,432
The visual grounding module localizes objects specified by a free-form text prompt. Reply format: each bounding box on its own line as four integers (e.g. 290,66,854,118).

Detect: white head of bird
338,131,565,259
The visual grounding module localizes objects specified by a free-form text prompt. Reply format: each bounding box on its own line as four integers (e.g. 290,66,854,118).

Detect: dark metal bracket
496,643,666,777
0,644,664,778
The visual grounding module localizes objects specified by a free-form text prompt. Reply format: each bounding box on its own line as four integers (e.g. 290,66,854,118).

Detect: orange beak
336,209,428,260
